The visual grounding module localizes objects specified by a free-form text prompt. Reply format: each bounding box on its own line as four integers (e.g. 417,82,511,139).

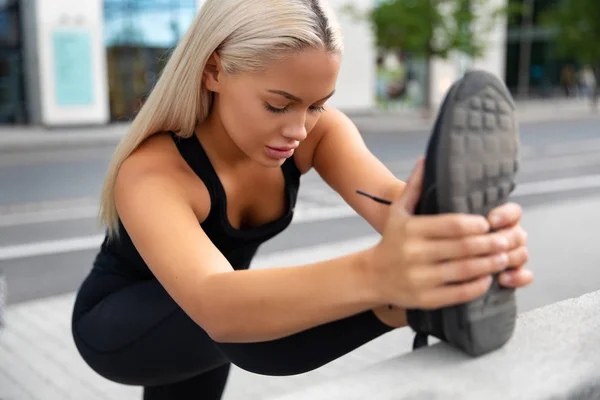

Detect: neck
195,102,253,171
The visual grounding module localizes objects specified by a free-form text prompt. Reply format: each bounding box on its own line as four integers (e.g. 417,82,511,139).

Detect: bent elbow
194,310,243,343
188,299,233,343
202,319,231,343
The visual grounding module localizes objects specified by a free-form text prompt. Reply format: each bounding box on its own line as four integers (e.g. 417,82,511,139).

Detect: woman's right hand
369,157,527,311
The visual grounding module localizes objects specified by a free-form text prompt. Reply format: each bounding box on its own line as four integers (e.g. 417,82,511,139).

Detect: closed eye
264,103,288,114
264,103,326,114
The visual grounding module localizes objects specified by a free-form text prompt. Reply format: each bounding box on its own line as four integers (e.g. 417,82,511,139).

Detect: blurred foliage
340,0,521,110
539,0,600,68
341,0,522,60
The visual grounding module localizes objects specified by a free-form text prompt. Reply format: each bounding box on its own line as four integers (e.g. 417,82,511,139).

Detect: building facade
429,0,510,108
504,0,572,97
0,0,27,124
2,0,522,127
3,0,378,127
103,0,198,122
371,0,510,110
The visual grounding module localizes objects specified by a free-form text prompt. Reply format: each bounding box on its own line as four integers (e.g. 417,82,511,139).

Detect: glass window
0,0,27,124
532,0,563,25
104,0,196,47
504,0,571,96
104,0,197,121
0,0,20,47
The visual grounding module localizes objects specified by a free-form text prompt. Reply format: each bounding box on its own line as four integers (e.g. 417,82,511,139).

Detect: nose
282,118,308,143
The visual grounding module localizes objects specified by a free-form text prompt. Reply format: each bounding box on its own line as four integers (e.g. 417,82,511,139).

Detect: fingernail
478,218,490,232
496,253,509,267
490,214,502,226
495,236,509,249
501,273,512,286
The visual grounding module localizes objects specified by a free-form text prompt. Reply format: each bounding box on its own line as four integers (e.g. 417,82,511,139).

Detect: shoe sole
435,70,520,356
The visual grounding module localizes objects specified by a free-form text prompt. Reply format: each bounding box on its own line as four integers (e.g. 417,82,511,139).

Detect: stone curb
269,290,600,400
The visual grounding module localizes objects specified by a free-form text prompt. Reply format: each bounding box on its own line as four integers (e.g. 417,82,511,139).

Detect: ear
203,51,223,93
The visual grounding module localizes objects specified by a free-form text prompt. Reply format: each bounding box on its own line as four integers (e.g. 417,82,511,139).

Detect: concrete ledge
270,291,600,400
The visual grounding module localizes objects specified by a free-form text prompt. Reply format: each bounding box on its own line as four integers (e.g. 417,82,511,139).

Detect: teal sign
52,29,94,106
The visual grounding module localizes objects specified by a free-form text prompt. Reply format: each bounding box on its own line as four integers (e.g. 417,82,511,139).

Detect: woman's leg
217,307,392,376
143,363,231,400
72,268,393,387
72,270,229,387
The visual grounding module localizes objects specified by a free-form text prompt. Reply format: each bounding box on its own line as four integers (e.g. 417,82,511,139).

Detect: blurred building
0,0,376,127
505,0,571,97
430,0,510,108
0,0,571,127
0,0,26,124
372,0,574,107
371,0,510,110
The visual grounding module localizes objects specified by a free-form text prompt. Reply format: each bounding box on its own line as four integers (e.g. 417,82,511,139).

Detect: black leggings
71,269,392,400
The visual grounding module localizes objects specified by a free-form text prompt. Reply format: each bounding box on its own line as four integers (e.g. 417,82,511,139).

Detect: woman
71,1,532,399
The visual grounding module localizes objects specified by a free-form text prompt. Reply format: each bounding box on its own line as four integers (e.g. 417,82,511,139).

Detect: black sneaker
407,69,521,357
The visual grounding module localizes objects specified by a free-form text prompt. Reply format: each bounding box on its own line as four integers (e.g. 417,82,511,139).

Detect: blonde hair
99,0,344,237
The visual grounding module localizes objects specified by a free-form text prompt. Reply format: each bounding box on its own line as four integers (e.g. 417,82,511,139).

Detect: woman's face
207,48,341,167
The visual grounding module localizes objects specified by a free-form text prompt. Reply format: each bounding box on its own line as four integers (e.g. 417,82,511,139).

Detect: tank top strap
169,131,224,202
281,153,301,183
281,155,301,210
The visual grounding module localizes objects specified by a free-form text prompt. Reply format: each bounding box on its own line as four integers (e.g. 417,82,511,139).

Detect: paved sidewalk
0,98,597,153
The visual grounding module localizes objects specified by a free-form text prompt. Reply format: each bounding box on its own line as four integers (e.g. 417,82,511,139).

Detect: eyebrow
267,89,336,103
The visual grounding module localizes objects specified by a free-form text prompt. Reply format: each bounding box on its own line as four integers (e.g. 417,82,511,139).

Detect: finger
493,224,529,251
506,246,529,268
419,275,493,310
498,268,534,288
487,202,522,230
406,213,490,239
422,225,528,262
395,157,425,214
419,231,510,263
426,252,510,286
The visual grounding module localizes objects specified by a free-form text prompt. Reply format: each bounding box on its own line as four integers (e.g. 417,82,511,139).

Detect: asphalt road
1,117,600,305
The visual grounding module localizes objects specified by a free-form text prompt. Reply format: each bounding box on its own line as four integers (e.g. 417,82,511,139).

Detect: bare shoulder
117,132,187,183
314,106,356,132
295,107,358,173
115,132,211,223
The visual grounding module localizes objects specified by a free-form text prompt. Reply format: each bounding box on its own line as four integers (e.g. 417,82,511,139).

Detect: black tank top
95,131,302,279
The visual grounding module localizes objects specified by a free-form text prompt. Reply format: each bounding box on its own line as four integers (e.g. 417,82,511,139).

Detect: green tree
342,0,515,111
539,0,600,108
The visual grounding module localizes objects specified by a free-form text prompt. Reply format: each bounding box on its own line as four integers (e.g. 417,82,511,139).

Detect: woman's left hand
487,202,534,289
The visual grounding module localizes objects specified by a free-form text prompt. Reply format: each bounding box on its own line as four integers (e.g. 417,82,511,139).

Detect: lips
267,145,298,152
265,145,297,159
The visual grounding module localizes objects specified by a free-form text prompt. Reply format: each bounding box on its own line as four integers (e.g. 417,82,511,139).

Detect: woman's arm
310,108,413,327
311,108,406,235
115,163,388,344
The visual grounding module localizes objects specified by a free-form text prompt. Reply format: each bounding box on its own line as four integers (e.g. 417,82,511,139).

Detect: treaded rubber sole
437,70,519,356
